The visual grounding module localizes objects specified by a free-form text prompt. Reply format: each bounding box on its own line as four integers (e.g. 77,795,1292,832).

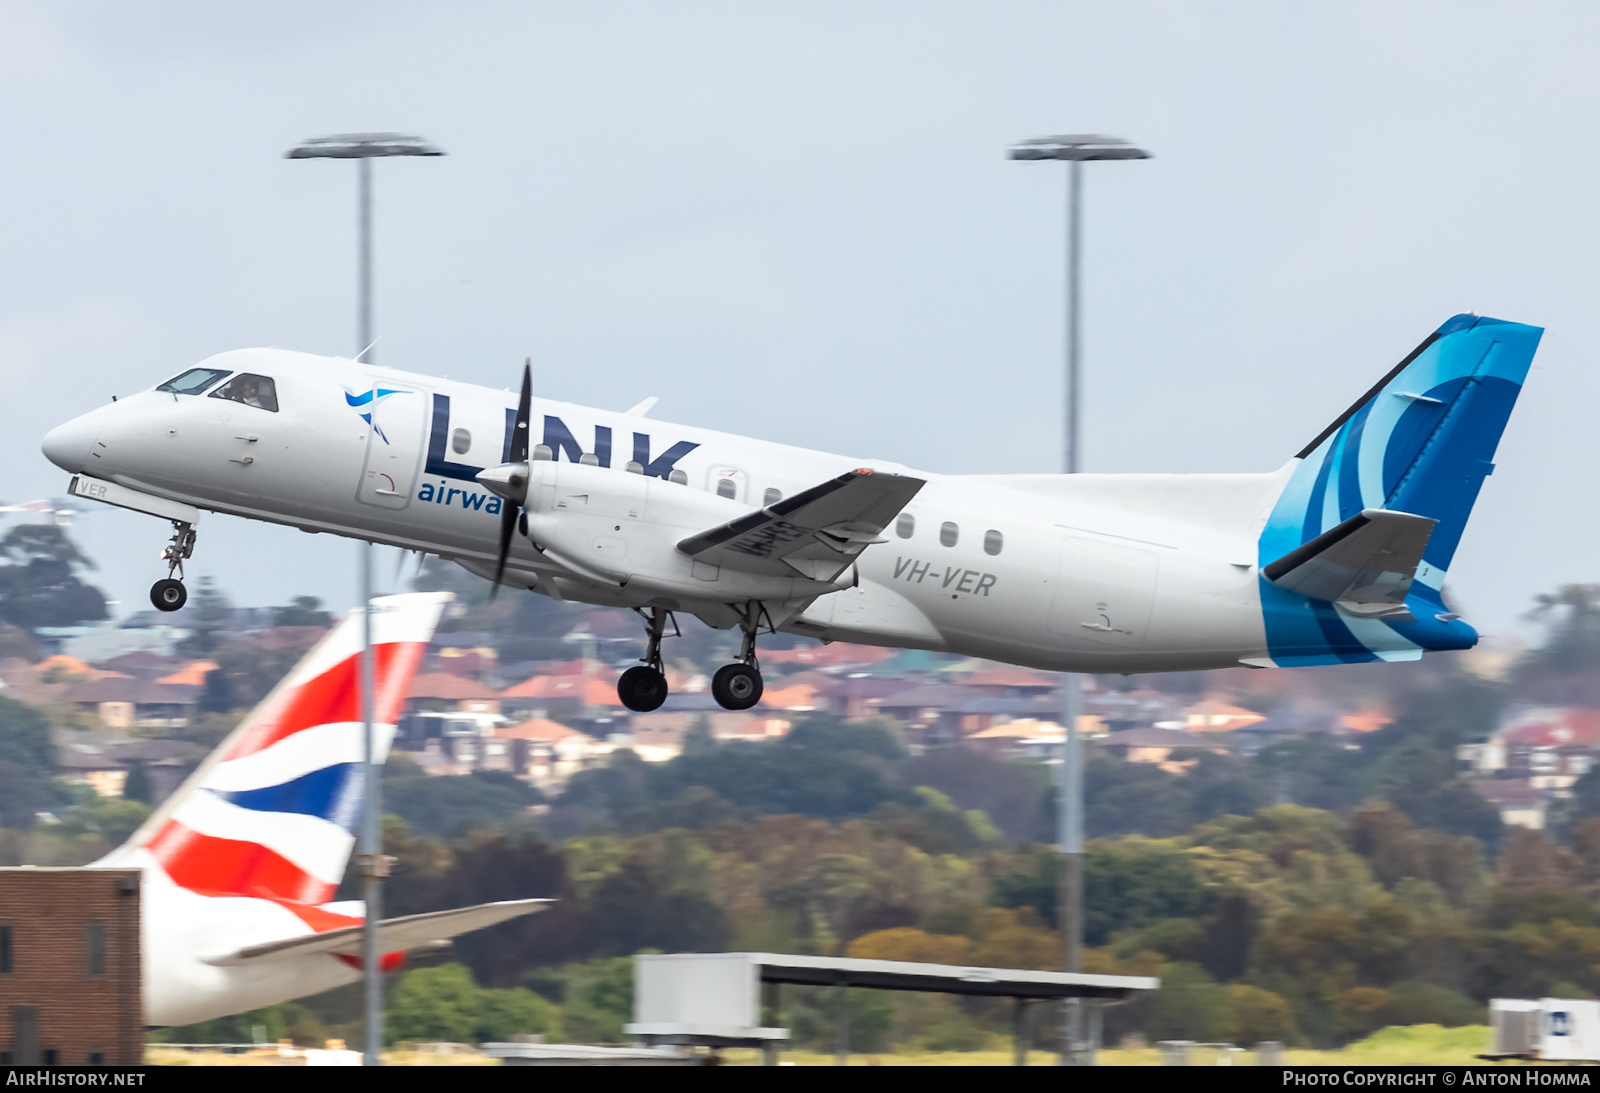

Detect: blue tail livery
1256,314,1543,666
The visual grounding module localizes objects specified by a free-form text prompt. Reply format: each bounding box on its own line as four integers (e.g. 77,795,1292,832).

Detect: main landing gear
617,607,676,713
149,521,196,612
614,603,771,713
710,602,767,712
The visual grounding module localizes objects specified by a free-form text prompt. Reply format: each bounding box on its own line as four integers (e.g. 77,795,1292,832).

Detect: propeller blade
491,503,517,599
490,358,535,601
510,358,531,462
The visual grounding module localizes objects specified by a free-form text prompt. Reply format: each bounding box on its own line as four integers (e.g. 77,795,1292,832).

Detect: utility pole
1009,133,1150,1066
286,132,444,1066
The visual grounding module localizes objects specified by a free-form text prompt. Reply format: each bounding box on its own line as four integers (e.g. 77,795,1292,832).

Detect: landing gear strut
617,607,676,712
150,521,195,613
711,602,767,711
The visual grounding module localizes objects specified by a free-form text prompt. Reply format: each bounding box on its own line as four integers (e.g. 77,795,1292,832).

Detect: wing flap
1263,508,1436,613
677,469,924,580
203,899,548,966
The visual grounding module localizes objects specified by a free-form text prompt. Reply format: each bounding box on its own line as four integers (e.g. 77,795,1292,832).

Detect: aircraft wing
202,899,548,966
1262,508,1436,618
677,468,925,582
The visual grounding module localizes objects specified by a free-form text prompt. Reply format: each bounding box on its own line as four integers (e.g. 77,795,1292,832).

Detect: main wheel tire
711,663,763,711
150,578,187,612
617,665,669,712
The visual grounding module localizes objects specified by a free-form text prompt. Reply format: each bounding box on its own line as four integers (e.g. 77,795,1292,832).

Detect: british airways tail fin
1255,314,1543,665
102,592,448,918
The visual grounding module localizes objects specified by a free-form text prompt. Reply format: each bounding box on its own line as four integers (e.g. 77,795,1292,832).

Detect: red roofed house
500,668,622,720
760,643,896,670
1469,707,1600,792
406,672,502,716
495,718,606,787
1182,698,1267,734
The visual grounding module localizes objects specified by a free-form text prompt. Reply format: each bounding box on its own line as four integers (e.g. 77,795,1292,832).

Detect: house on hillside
1473,778,1549,830
405,673,503,717
964,718,1065,759
626,712,792,760
67,678,197,731
1179,698,1267,734
0,658,74,708
496,717,609,786
55,732,190,798
500,666,622,721
1459,707,1600,794
1097,728,1226,773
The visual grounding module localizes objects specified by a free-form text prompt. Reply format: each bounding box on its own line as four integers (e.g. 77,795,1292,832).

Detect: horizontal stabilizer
203,899,548,966
1262,508,1436,614
678,469,924,583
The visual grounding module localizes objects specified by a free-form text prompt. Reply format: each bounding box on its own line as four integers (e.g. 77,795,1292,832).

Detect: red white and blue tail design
113,593,446,923
98,592,454,1026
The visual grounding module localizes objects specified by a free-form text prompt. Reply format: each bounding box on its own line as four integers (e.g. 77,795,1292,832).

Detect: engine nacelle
521,459,852,604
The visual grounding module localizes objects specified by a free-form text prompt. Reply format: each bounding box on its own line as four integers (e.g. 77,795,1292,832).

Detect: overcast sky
0,1,1595,641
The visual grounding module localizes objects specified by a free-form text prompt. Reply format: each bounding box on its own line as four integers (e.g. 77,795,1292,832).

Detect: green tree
178,577,233,656
383,766,543,839
54,795,150,846
1223,983,1297,1045
559,956,635,1043
477,987,559,1041
387,963,482,1044
122,760,152,805
0,696,55,772
0,760,55,828
1143,962,1229,1042
1525,584,1600,678
271,595,332,628
0,524,107,630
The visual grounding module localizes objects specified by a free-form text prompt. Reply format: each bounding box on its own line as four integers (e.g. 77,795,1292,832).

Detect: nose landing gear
149,521,196,613
617,607,676,713
711,602,768,711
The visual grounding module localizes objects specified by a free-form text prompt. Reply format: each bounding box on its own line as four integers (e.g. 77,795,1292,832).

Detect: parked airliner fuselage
42,314,1541,679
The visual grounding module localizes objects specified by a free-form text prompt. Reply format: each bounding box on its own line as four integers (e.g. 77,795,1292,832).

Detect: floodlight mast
285,132,444,1068
1009,133,1150,1068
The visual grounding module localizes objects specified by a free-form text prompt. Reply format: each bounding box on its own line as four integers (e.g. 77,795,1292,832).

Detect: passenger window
716,479,737,499
763,488,783,507
896,513,915,539
156,367,230,395
940,521,959,547
668,469,688,485
451,428,471,455
984,530,1004,556
208,373,279,413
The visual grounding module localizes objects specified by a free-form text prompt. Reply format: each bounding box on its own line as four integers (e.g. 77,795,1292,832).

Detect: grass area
719,1025,1495,1066
146,1046,496,1066
147,1025,1496,1066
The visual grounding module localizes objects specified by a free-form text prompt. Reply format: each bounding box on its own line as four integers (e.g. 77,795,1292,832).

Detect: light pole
286,132,444,1067
1009,133,1150,1066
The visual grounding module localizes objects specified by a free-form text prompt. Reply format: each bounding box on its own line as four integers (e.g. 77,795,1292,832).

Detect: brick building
0,868,142,1065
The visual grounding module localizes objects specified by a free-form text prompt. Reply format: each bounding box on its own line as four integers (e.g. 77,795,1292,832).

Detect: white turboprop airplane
43,314,1542,713
95,591,543,1026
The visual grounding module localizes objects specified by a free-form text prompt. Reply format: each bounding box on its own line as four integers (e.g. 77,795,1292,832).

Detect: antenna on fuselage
353,337,381,362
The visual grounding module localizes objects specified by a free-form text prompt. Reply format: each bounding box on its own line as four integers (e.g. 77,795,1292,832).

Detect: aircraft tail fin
101,593,449,915
1258,314,1543,600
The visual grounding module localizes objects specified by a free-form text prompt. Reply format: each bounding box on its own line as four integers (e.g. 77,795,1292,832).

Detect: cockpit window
208,373,279,413
156,368,231,395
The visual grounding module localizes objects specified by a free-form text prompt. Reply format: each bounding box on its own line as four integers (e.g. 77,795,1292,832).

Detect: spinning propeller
477,358,532,600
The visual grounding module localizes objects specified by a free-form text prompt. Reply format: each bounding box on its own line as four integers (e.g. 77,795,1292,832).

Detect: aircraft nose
42,406,108,474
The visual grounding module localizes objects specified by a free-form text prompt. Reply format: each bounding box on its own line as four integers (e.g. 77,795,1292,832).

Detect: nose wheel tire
150,578,187,612
618,665,669,713
711,663,763,711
